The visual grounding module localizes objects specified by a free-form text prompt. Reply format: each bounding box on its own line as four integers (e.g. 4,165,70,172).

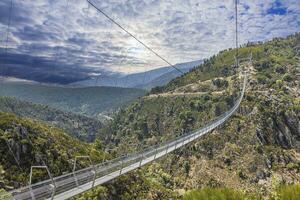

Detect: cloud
0,0,299,83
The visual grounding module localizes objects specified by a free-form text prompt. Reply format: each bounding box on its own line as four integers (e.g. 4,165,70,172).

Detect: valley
0,0,299,199
0,34,299,200
0,82,146,119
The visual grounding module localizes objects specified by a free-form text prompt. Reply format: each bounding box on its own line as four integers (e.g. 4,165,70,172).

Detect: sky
0,0,299,84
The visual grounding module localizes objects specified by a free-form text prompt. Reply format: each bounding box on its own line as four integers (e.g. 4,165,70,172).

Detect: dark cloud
0,0,299,83
0,51,106,84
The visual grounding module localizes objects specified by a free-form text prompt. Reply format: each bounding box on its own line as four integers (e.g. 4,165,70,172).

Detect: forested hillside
0,33,299,199
0,84,146,118
86,33,299,199
0,96,104,142
0,112,108,191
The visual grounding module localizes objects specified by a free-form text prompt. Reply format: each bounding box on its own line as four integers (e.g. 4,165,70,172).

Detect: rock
248,163,257,173
256,170,266,180
0,181,5,188
35,154,42,164
224,157,232,166
21,144,28,154
274,119,293,148
256,128,268,145
14,125,28,139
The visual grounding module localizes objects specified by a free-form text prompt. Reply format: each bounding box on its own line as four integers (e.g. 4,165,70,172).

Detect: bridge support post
72,156,96,188
154,147,158,160
119,158,124,175
165,143,169,154
139,152,144,167
29,165,56,200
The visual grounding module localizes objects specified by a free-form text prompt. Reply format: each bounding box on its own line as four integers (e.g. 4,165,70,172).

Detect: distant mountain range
0,81,146,118
71,60,203,89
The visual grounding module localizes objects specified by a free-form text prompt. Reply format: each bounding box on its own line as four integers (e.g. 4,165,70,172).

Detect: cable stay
86,0,185,75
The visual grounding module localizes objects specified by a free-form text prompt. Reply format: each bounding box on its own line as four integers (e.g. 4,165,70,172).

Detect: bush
282,73,292,82
269,184,300,200
183,188,257,200
190,100,204,112
275,65,286,74
257,75,268,84
275,80,283,89
212,78,229,88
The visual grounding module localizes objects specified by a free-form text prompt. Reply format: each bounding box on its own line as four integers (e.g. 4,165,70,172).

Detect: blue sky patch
267,0,287,15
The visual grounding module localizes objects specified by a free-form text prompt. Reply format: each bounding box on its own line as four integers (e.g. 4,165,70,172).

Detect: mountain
71,60,203,89
0,82,146,118
0,96,104,142
0,33,299,199
0,112,107,190
78,33,299,199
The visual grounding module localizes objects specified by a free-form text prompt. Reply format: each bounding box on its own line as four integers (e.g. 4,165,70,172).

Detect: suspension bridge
0,0,248,199
0,67,248,200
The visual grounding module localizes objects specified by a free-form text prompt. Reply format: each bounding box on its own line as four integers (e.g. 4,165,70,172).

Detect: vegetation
183,184,300,200
0,33,299,199
0,83,146,118
0,112,108,190
89,33,299,199
269,184,300,200
183,188,258,200
0,96,104,142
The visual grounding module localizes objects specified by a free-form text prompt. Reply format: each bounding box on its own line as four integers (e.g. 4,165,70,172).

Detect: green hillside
0,96,103,142
76,33,299,199
0,33,299,199
0,83,146,118
0,112,108,191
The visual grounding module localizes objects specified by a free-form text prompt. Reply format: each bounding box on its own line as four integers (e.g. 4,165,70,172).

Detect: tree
183,161,190,176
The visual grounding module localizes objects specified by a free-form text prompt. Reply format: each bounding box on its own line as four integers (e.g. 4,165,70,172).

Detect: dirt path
144,90,225,99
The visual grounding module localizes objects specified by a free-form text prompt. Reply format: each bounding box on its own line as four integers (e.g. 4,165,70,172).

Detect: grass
183,188,257,200
270,184,300,200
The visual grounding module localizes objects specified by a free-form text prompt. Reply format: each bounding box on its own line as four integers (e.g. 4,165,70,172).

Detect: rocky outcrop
256,111,300,149
273,112,300,149
5,124,31,165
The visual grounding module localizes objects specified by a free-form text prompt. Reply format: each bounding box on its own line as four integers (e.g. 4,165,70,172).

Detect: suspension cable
235,0,239,59
4,0,13,56
86,0,184,75
1,0,13,80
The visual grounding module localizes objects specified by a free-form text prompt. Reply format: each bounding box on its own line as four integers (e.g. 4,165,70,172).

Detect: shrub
275,65,286,74
257,75,268,84
183,188,257,200
212,78,229,88
275,80,283,89
269,184,300,200
282,73,292,82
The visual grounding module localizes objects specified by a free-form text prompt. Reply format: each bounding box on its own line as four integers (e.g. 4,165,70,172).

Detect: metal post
139,151,144,167
72,156,96,188
119,157,124,175
154,147,158,160
72,158,79,187
165,143,169,154
29,166,56,200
